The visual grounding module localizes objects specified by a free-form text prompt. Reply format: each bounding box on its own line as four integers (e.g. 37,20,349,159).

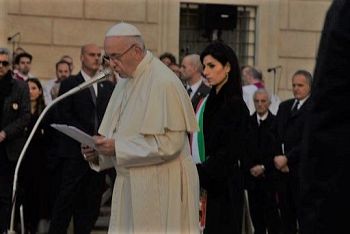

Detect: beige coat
91,51,200,234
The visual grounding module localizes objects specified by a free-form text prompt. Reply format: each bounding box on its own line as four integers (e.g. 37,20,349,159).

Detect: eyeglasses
104,44,136,62
0,61,10,66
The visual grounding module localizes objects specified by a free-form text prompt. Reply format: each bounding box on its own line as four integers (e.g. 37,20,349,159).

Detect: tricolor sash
191,96,207,164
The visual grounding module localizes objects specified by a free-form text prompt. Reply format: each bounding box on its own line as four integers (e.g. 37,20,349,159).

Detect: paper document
51,124,96,149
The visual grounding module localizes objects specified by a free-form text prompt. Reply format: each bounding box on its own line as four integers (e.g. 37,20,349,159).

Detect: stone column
0,0,7,46
158,0,180,59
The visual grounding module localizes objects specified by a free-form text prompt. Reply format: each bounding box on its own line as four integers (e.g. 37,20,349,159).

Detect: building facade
0,0,331,100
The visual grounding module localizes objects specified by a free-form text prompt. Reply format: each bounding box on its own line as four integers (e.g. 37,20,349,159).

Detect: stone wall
4,0,170,81
277,0,331,99
1,0,331,100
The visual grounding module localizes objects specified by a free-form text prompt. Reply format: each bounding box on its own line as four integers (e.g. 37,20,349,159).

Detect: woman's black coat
197,83,250,234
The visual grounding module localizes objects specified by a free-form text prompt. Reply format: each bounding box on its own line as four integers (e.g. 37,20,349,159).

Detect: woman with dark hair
196,42,250,234
27,78,46,116
19,78,50,233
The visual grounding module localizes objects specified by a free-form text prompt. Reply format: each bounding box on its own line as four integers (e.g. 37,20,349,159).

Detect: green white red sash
191,96,207,164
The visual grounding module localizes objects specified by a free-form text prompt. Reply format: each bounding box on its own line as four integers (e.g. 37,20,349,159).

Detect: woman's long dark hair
27,78,46,116
200,41,242,98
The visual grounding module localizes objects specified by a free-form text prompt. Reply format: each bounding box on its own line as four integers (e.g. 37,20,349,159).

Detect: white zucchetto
105,22,142,37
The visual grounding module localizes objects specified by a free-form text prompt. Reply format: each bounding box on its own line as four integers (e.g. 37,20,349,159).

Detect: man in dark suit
245,88,281,234
180,54,210,111
274,70,312,234
0,47,31,233
299,1,350,234
49,44,114,234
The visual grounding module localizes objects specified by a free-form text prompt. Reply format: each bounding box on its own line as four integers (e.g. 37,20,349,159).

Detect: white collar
294,95,309,109
256,112,268,123
187,79,202,99
81,69,98,95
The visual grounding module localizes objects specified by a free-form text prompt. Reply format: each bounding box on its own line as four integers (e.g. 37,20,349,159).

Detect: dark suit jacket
48,72,114,232
56,72,114,158
245,111,278,189
274,98,311,177
191,81,210,111
1,75,30,161
299,1,350,233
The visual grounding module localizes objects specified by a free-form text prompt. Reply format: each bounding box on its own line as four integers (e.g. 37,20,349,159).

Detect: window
179,3,257,66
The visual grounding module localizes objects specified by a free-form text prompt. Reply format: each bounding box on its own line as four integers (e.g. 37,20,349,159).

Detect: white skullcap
105,22,142,37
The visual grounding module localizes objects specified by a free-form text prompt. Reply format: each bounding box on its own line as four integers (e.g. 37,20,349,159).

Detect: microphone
7,32,20,42
267,65,282,73
8,68,112,233
63,68,112,97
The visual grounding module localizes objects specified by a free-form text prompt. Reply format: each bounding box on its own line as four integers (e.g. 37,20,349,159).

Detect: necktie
291,100,300,114
187,87,192,97
258,119,263,126
89,86,99,134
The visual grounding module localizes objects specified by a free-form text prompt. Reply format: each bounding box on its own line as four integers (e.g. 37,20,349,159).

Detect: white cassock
90,51,200,234
242,84,258,115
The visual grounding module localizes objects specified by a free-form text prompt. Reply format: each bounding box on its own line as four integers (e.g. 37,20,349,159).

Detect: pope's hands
93,135,115,157
81,135,115,163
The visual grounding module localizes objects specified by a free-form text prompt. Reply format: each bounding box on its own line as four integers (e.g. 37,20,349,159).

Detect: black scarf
0,71,13,125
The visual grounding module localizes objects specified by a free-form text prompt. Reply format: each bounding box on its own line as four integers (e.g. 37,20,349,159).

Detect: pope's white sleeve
89,154,115,172
115,131,186,167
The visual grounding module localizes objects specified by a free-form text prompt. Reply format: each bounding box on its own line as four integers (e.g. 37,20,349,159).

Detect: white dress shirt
81,70,98,96
187,79,202,99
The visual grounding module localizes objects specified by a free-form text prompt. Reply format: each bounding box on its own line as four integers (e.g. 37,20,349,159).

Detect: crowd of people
160,45,313,234
0,44,116,234
0,2,348,233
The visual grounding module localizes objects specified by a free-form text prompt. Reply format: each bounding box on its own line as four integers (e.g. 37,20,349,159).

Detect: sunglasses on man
0,61,10,66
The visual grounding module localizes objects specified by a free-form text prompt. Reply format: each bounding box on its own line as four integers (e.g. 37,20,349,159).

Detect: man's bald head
81,44,100,55
80,44,101,77
185,54,202,73
180,54,203,85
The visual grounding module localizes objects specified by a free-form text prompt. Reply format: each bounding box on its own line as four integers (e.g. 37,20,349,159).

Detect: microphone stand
267,65,282,96
272,69,277,96
7,32,21,60
8,69,111,233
